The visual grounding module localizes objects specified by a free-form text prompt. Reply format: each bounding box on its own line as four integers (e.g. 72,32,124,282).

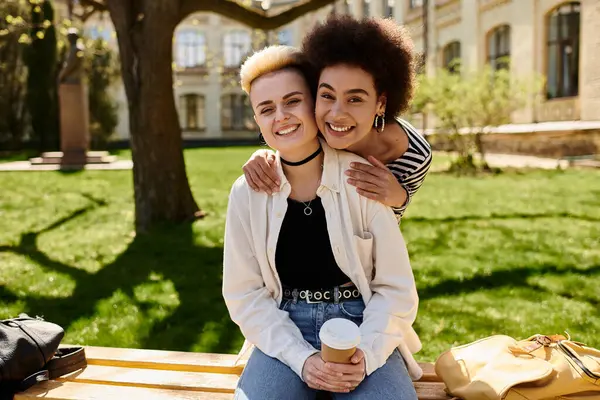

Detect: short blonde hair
240,45,311,94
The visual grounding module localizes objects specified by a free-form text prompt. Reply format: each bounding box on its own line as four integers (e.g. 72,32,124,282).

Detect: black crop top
275,197,351,290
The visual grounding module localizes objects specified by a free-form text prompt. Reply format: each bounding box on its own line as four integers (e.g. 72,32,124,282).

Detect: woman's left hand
324,349,367,390
345,156,408,208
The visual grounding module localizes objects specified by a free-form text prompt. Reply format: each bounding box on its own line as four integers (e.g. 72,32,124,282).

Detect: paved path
0,160,133,172
482,153,570,169
432,151,573,170
0,153,596,172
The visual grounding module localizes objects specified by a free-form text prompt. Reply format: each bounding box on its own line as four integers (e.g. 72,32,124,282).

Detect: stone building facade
58,0,600,142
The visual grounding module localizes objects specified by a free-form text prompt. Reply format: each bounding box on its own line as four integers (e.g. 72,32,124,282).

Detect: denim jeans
234,299,418,400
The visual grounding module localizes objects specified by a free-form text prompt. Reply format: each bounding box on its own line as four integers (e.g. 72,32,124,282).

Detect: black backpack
0,314,87,399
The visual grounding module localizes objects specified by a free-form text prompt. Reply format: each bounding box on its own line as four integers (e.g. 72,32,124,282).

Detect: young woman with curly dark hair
226,45,421,400
242,15,432,220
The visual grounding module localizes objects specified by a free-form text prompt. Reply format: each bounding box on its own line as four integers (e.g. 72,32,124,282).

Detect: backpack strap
17,347,87,393
18,370,50,392
557,341,600,385
47,347,87,379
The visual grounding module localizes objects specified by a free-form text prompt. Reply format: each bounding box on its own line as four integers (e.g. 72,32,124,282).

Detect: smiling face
315,64,386,151
250,68,319,161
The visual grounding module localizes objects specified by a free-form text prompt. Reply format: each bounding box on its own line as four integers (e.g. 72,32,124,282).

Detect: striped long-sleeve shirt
387,118,432,219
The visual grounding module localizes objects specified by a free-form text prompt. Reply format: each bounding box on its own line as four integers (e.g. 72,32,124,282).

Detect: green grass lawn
1,147,599,361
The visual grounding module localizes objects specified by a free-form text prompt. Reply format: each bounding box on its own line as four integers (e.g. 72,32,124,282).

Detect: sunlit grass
1,147,599,360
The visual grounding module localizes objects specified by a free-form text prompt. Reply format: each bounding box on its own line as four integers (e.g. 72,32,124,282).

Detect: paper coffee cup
319,318,361,364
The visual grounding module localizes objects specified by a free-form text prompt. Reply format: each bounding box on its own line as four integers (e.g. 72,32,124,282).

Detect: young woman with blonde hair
222,44,421,400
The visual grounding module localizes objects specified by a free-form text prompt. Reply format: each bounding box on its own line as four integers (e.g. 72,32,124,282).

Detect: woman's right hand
302,353,351,393
242,149,280,194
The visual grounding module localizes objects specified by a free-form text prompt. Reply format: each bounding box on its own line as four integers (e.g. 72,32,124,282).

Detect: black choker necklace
280,145,322,166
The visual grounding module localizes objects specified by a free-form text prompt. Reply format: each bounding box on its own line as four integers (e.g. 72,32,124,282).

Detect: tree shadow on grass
0,200,240,354
405,212,600,224
419,264,600,307
0,285,20,304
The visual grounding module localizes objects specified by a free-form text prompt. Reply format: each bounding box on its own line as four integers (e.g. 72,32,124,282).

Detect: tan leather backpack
435,334,600,400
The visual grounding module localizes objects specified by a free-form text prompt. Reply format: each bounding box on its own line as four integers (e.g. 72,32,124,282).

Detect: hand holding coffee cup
319,318,366,390
319,318,361,363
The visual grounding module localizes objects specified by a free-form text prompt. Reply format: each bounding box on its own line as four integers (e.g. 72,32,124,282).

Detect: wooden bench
15,346,453,399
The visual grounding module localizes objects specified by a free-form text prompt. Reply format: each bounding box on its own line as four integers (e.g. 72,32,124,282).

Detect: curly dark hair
302,15,416,121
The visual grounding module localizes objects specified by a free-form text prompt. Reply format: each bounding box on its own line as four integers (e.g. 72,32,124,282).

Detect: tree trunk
26,0,59,152
474,131,491,171
106,1,201,232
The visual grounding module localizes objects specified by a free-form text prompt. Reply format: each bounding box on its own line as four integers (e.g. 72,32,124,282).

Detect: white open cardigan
222,140,423,381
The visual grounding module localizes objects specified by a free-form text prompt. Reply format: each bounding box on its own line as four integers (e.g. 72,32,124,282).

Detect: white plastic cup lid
319,318,361,350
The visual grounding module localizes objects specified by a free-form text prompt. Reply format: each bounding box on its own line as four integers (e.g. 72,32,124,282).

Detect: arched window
487,25,510,71
221,94,255,131
223,30,251,67
179,94,206,130
546,2,580,99
442,41,461,73
175,29,206,68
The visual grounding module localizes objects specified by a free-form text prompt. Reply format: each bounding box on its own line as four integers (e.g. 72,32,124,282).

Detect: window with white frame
221,94,255,131
546,2,580,99
175,29,206,68
223,30,251,67
385,0,395,17
179,94,206,130
487,25,510,71
363,0,370,17
442,41,461,73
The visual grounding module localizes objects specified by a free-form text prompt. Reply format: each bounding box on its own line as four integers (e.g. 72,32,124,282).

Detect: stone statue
58,28,84,85
57,27,90,165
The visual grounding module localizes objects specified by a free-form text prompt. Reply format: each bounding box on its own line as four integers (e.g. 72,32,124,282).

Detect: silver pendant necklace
301,200,313,216
291,164,323,217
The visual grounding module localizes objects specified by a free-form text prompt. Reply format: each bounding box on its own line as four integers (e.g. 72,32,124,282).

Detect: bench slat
419,362,441,382
413,382,453,400
14,381,233,400
28,346,450,400
17,372,451,400
82,346,243,375
82,346,441,382
58,365,238,393
57,365,447,397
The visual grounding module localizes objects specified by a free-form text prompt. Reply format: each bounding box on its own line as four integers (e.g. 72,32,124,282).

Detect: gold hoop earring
374,113,386,133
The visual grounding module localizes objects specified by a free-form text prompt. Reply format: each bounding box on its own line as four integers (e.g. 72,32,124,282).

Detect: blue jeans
234,299,418,400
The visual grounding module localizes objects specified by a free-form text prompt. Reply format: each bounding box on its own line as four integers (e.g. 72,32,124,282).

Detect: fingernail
351,162,357,167
345,170,351,175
